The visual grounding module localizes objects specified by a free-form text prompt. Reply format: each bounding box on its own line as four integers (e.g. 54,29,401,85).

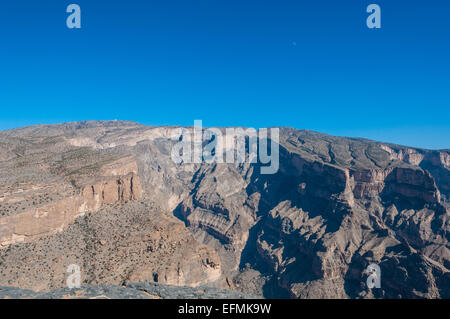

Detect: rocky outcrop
0,282,260,299
0,158,142,248
381,167,441,205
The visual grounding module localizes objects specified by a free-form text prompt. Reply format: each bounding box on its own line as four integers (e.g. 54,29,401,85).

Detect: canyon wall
0,121,448,298
0,159,142,248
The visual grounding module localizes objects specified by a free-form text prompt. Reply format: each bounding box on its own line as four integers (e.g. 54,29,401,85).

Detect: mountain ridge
0,120,448,298
2,120,446,151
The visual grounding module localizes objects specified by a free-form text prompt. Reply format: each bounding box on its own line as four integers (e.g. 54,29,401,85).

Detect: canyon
0,121,448,298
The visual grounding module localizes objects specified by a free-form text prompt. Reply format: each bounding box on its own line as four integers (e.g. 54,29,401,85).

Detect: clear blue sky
0,0,449,149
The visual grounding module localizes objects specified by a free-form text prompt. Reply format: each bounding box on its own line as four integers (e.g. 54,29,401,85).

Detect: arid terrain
0,121,448,298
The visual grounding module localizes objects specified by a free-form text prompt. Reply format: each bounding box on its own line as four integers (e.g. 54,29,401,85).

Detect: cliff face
0,158,142,248
245,132,449,298
0,121,448,298
150,127,449,298
0,134,220,291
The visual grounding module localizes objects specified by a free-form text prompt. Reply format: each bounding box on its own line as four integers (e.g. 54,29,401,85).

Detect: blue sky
0,0,449,149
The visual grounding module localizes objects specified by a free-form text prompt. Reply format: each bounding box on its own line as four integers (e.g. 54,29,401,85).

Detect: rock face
0,156,142,248
0,121,448,298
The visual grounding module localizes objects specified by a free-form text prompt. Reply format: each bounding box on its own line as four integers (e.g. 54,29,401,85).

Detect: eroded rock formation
0,157,142,248
0,121,448,298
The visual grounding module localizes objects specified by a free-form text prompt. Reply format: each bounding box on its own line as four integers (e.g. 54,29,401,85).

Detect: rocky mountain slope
0,121,448,298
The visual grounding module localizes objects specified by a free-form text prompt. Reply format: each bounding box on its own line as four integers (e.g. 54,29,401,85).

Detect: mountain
0,121,448,298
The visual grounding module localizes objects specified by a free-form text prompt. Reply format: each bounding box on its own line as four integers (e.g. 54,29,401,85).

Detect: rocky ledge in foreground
0,282,261,299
